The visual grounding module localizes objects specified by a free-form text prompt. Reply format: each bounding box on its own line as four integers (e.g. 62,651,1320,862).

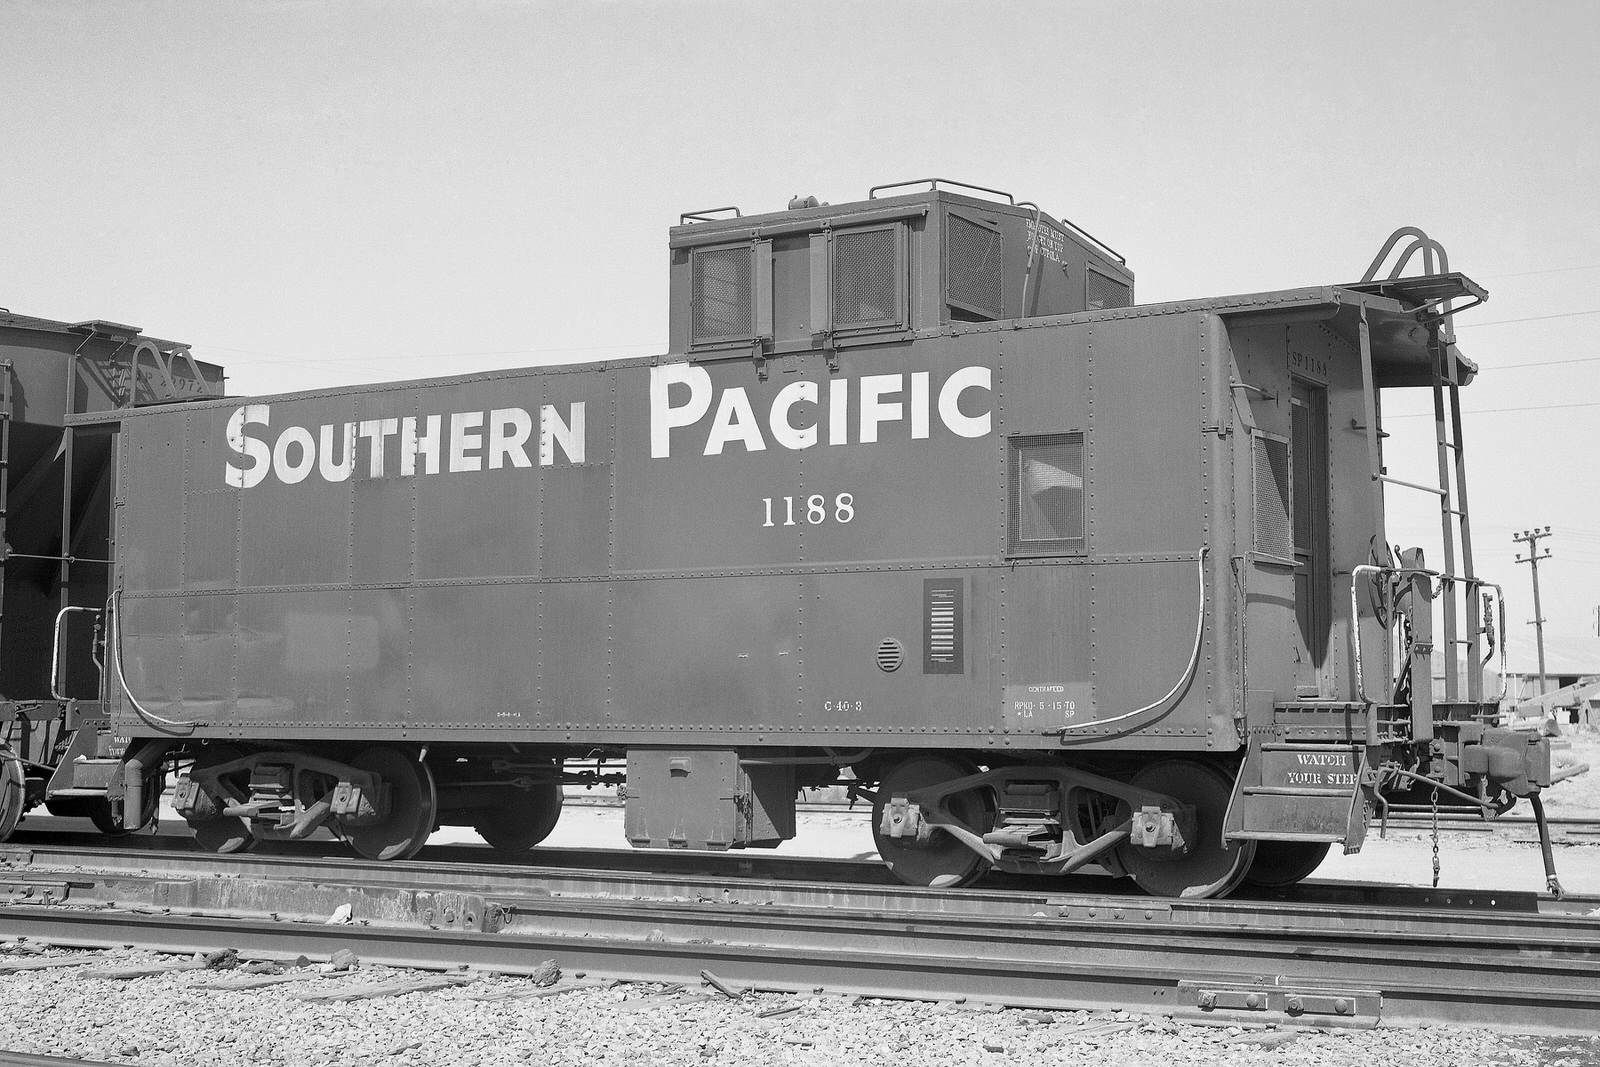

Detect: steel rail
6,840,1599,925
1,894,1595,1034
5,835,1598,919
1,845,1596,1033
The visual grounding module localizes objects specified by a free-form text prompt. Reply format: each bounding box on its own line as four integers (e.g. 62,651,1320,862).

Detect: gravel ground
0,946,1595,1067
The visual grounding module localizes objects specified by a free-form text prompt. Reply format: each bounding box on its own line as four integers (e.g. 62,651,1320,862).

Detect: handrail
50,605,101,701
868,178,1015,204
1361,226,1452,283
1350,565,1508,708
679,206,741,225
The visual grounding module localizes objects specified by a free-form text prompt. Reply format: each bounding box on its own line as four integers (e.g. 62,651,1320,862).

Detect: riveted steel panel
177,593,236,721
409,584,536,728
351,391,419,588
120,414,186,593
233,403,355,589
611,575,802,730
233,588,357,728
117,595,186,711
413,380,539,582
537,580,612,729
541,371,612,579
799,568,996,737
611,358,807,575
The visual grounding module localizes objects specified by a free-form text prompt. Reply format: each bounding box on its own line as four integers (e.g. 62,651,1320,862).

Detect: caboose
39,180,1555,898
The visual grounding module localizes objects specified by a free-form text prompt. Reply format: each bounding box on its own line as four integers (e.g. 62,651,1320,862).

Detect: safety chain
1430,784,1441,888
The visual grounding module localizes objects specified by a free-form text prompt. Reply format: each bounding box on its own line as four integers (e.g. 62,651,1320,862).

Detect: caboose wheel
1242,840,1331,889
472,770,563,852
86,778,161,836
342,746,437,862
871,756,994,889
0,747,25,843
186,744,256,854
1114,760,1255,899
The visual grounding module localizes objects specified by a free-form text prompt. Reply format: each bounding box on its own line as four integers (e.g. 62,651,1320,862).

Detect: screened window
1008,433,1085,556
947,212,1004,320
831,223,906,333
1251,430,1294,564
690,244,754,343
1085,265,1132,311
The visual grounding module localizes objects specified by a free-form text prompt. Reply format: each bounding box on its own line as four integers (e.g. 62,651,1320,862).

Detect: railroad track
1,843,1595,1034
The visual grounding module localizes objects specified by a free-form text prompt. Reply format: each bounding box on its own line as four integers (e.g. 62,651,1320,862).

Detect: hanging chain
1430,784,1441,888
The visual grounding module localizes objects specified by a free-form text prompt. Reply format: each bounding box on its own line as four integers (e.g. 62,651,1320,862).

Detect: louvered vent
1085,266,1131,311
923,578,964,675
947,213,1003,319
1008,433,1085,556
833,226,901,330
1253,434,1294,561
691,244,753,342
876,638,905,673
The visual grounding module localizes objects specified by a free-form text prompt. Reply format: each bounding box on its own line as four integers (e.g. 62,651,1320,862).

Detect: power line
1388,400,1600,418
1481,264,1600,279
1487,355,1600,370
1457,309,1600,328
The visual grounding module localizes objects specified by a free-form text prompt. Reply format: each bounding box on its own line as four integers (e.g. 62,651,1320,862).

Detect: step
1224,743,1369,848
68,758,122,791
1257,744,1361,791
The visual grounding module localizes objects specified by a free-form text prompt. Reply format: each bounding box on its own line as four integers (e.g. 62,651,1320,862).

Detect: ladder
1355,229,1492,712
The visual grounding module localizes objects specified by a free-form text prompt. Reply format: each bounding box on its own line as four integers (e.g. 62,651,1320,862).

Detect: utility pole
1513,527,1553,696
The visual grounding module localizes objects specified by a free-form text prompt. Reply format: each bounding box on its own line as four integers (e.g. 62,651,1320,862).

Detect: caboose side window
690,244,755,344
1251,430,1294,564
946,211,1004,321
830,223,907,334
1008,432,1085,556
1085,265,1132,311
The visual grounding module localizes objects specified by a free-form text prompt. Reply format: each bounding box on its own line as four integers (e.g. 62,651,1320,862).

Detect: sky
4,0,1598,651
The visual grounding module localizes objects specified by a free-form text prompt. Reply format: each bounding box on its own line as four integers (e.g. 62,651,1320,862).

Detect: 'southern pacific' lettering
224,402,586,488
648,364,993,459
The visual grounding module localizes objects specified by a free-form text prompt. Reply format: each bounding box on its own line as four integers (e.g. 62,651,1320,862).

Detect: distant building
1469,633,1600,729
1498,633,1600,699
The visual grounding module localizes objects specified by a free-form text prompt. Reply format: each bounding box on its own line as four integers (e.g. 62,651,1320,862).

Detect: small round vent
876,638,905,673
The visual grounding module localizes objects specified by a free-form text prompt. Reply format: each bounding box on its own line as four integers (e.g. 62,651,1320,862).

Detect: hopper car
3,180,1559,898
0,312,224,836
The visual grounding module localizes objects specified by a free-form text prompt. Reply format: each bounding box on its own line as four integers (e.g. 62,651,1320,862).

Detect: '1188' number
762,493,855,527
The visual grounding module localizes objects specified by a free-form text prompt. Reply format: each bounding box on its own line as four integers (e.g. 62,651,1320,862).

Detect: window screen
1085,266,1132,311
832,225,904,331
947,213,1004,320
691,244,753,343
1009,433,1085,556
1252,432,1294,562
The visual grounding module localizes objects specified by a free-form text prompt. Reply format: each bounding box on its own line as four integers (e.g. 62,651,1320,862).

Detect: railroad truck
32,180,1558,898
